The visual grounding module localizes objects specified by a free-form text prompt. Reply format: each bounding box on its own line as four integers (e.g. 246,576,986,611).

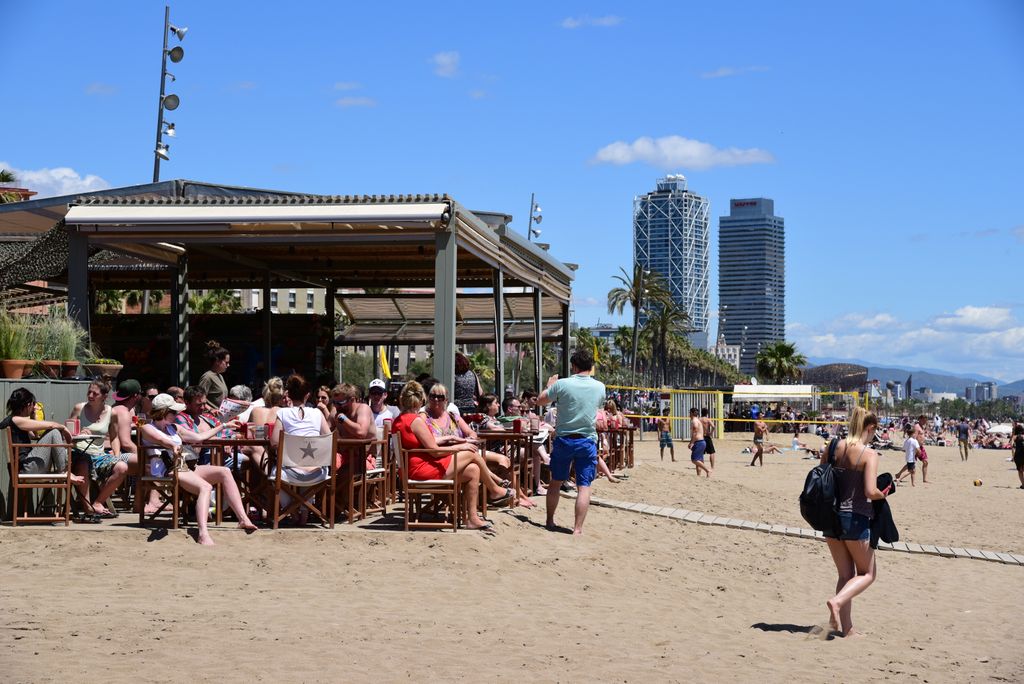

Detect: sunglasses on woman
429,394,447,400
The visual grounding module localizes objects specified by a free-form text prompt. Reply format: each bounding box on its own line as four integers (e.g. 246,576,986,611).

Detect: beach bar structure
0,180,576,393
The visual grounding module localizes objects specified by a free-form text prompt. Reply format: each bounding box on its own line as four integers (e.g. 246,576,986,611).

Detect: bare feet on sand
826,599,842,633
198,532,215,546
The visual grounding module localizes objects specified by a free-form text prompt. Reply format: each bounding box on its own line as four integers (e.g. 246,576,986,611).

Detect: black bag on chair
799,437,839,535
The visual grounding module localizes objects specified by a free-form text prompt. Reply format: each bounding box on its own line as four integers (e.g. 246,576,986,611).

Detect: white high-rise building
633,175,709,348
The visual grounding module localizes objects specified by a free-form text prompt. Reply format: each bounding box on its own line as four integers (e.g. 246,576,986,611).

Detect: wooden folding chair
4,428,73,526
135,428,186,529
270,432,338,529
398,443,459,532
335,436,374,524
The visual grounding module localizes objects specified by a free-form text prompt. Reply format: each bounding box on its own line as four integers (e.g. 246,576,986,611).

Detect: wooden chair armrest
405,447,456,456
336,438,375,447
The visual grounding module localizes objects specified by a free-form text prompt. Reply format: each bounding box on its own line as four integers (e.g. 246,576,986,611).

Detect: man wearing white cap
367,379,399,429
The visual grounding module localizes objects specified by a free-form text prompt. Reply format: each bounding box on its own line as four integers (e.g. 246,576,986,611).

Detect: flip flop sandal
487,487,513,507
466,521,494,531
73,513,101,524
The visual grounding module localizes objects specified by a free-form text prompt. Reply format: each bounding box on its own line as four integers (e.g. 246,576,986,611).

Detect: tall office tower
718,198,785,376
633,175,710,348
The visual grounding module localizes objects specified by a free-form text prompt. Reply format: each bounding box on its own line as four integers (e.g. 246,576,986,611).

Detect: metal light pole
152,5,186,182
526,193,542,242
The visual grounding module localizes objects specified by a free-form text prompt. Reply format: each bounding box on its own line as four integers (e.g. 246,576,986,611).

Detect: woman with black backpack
822,406,893,637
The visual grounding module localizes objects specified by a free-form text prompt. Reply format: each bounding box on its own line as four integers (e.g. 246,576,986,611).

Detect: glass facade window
288,291,297,309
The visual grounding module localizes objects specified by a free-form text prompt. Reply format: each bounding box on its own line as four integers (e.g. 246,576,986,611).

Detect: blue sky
3,1,1024,380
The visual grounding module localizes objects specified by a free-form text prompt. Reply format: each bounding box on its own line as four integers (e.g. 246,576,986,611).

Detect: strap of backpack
827,437,838,464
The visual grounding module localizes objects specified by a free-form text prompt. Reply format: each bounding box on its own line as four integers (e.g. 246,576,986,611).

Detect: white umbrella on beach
986,424,1012,436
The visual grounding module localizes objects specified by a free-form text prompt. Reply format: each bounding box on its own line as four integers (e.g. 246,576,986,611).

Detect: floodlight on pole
527,192,544,243
153,5,187,182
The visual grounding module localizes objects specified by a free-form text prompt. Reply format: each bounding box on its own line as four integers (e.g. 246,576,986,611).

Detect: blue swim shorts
659,432,672,448
690,439,706,463
550,436,598,487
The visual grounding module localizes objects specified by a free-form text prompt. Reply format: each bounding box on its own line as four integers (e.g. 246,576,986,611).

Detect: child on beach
895,425,918,487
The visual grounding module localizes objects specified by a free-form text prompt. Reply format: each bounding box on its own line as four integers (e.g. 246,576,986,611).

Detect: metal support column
561,302,571,377
324,286,336,381
533,288,543,392
172,254,189,386
66,229,91,335
262,272,272,378
433,231,457,392
492,269,504,395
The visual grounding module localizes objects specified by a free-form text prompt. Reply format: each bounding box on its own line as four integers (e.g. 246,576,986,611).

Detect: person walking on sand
956,417,971,462
700,407,717,470
894,424,919,487
536,349,605,536
912,415,930,483
823,406,893,637
688,408,712,478
658,408,674,462
750,418,768,467
1012,421,1024,490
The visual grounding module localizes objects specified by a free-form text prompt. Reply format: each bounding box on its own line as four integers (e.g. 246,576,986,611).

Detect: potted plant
0,308,32,379
82,343,123,380
28,311,63,378
52,311,87,378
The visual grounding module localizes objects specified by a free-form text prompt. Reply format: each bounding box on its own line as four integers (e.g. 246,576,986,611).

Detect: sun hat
112,379,142,402
368,378,387,393
151,393,186,412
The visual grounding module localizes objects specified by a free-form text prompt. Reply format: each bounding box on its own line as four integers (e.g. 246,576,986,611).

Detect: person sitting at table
140,393,256,544
198,340,231,411
425,382,533,508
594,403,622,484
136,382,160,422
268,374,334,524
393,381,512,530
231,384,258,423
1,387,86,511
175,386,228,466
250,377,288,429
496,394,553,496
68,380,132,518
166,386,185,403
109,378,163,515
478,393,504,430
367,378,399,429
331,382,376,472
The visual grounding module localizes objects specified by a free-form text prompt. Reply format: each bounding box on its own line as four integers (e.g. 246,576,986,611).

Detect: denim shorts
827,511,871,541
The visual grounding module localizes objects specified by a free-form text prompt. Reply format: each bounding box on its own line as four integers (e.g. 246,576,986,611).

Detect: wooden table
475,429,535,501
201,437,271,525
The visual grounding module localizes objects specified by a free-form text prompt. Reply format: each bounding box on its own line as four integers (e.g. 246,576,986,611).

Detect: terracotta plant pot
40,360,63,378
61,361,80,379
83,363,123,380
1,359,29,379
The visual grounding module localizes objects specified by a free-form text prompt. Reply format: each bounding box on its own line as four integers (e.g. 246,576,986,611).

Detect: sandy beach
1,433,1022,682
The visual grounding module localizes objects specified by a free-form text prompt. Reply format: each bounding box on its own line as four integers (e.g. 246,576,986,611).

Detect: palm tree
94,289,125,314
639,300,691,386
612,325,633,365
1,169,22,204
124,289,165,313
607,265,669,388
755,341,808,384
189,289,242,314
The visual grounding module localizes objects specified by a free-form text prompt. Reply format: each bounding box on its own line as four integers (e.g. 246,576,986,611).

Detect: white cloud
572,295,601,307
469,89,487,100
0,160,110,198
932,306,1012,331
591,135,774,170
431,51,460,78
335,96,376,108
334,81,362,91
788,307,1024,381
561,15,622,29
700,65,769,79
85,82,117,96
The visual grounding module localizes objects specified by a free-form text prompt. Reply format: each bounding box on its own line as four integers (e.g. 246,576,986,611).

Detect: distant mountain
806,357,1003,384
805,357,1002,395
999,379,1024,396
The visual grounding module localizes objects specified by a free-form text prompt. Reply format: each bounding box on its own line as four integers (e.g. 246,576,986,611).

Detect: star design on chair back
300,441,318,460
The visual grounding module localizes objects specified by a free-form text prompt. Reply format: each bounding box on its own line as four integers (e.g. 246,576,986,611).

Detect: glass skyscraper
633,175,709,348
718,198,785,376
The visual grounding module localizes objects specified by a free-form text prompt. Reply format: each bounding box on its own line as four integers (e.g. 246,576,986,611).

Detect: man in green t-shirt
536,348,605,535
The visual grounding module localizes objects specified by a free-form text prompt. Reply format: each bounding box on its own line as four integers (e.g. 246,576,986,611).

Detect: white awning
64,202,449,227
731,385,816,402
